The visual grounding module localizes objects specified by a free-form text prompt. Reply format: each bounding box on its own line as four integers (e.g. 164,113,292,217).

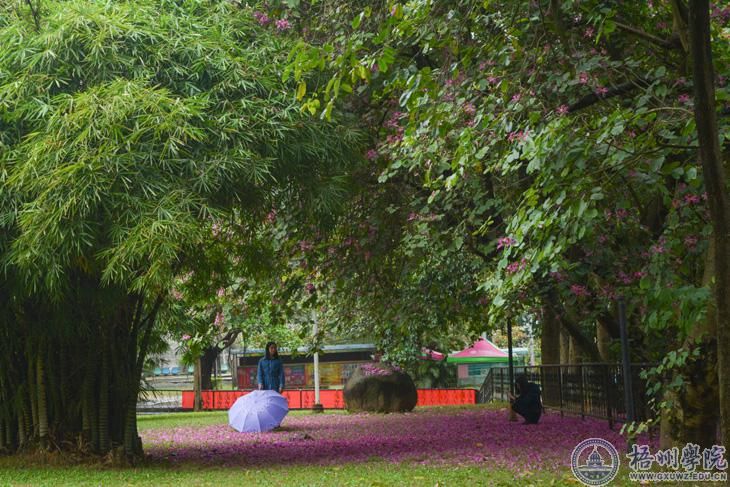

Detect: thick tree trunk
688,0,730,446
542,306,561,365
559,328,570,364
200,347,220,391
596,321,612,361
675,239,719,447
568,336,583,364
541,305,562,405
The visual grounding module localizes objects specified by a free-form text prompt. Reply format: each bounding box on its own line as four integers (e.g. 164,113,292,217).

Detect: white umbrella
228,390,289,433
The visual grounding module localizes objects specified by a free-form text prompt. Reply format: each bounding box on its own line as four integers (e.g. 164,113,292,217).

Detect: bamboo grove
0,0,361,460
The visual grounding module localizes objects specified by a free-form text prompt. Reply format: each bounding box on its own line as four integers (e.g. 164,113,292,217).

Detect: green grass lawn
0,408,678,486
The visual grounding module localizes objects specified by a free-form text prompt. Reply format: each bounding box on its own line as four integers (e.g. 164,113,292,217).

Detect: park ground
0,404,663,486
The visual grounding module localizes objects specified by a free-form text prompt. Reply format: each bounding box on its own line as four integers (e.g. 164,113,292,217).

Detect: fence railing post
579,364,585,420
604,364,613,429
558,366,564,417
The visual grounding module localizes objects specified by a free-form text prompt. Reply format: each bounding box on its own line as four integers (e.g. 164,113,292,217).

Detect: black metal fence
478,363,654,428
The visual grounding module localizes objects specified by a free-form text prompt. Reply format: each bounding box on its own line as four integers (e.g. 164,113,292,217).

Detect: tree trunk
541,305,561,405
98,343,110,453
27,353,38,439
17,411,26,448
688,0,730,446
596,321,612,361
36,348,49,450
568,336,582,364
559,328,570,364
542,306,561,365
0,416,5,451
200,347,219,391
81,384,92,446
194,358,203,412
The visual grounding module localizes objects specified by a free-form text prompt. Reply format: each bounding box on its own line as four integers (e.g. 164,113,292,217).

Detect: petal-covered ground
141,407,655,471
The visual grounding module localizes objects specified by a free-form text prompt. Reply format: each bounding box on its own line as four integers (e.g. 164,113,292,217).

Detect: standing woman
257,341,285,393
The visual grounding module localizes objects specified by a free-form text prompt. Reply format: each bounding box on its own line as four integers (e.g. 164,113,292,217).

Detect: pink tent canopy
447,338,509,364
419,348,446,361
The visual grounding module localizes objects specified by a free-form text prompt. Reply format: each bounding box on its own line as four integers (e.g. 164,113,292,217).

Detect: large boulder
343,363,417,413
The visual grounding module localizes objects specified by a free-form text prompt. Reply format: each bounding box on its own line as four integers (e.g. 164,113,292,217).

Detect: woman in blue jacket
257,341,285,393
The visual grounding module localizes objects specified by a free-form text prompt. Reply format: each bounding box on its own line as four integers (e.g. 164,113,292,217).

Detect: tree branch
614,21,681,50
568,78,649,113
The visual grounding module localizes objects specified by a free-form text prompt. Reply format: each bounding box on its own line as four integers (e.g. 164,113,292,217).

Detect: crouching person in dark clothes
508,374,543,424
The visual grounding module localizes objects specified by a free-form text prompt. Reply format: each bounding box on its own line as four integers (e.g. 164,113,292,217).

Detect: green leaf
296,81,307,101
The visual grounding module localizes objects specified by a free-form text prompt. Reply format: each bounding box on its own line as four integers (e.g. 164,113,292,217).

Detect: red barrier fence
180,388,476,410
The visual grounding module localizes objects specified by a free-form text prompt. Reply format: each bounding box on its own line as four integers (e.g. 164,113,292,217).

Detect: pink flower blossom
578,72,589,84
507,130,528,143
360,363,396,377
595,86,609,96
181,334,191,341
386,133,403,145
617,271,633,285
463,103,476,116
678,94,691,104
511,93,522,103
684,193,701,205
497,236,517,249
506,258,528,274
487,76,500,85
253,11,270,25
275,19,291,31
366,149,378,160
217,288,225,298
556,104,569,115
570,284,591,297
684,235,698,248
550,271,566,282
266,209,277,224
214,312,225,328
584,27,594,38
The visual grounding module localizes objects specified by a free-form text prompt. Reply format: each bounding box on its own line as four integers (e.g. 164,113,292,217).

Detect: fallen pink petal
141,408,655,470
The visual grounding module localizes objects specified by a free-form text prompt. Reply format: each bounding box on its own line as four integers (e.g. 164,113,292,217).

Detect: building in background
232,343,376,390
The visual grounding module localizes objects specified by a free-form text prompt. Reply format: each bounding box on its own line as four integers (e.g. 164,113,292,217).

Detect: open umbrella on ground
228,390,289,433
